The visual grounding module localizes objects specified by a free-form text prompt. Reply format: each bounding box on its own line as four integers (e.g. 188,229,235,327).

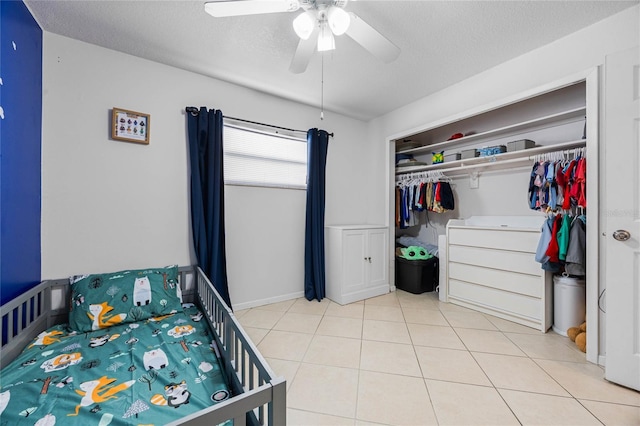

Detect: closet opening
385,70,600,364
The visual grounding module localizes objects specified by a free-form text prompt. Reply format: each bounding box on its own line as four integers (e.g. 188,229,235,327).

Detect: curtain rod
185,107,334,138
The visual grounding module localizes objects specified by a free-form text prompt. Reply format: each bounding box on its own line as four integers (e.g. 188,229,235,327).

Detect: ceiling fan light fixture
293,10,316,40
317,22,335,51
327,6,350,35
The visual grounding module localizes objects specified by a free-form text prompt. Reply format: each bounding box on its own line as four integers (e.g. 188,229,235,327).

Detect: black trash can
396,256,439,294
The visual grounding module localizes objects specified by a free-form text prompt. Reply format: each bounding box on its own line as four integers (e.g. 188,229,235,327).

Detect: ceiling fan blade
345,12,400,63
204,0,300,18
289,27,318,73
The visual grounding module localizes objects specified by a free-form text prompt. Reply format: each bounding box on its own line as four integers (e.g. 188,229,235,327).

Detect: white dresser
325,225,389,305
446,216,552,332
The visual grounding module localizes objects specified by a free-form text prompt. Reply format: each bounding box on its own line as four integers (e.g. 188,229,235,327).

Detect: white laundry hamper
552,275,586,336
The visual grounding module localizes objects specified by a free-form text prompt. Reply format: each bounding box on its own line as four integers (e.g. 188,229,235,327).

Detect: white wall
41,33,370,309
367,5,640,226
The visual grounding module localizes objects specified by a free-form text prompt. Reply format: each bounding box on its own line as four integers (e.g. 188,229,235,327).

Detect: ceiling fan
204,0,401,73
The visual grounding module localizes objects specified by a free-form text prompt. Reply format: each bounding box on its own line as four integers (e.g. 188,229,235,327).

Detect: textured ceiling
25,0,637,121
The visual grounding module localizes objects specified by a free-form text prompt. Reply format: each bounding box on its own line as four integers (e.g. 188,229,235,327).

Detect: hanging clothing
535,212,586,276
528,154,586,213
545,214,562,263
395,187,401,228
557,213,572,261
565,216,587,276
439,182,455,211
535,216,554,264
395,173,455,229
575,157,587,208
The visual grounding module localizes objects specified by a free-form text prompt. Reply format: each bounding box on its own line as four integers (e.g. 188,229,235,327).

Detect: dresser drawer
449,279,541,321
448,245,542,276
449,262,542,298
448,227,539,253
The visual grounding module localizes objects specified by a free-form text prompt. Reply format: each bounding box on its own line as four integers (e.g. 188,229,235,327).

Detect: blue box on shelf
479,145,507,156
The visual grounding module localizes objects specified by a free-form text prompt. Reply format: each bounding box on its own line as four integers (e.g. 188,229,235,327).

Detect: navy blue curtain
186,107,232,308
304,129,330,302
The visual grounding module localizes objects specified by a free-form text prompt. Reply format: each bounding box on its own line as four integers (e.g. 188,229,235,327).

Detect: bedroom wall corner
0,1,42,305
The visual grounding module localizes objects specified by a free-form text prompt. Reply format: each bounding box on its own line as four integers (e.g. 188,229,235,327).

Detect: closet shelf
395,139,586,175
396,106,586,155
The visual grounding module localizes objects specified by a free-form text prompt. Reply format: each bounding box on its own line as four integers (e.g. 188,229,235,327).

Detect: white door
343,230,367,292
367,228,388,287
604,46,640,391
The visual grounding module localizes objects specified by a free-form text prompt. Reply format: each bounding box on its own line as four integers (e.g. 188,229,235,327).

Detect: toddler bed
0,265,285,425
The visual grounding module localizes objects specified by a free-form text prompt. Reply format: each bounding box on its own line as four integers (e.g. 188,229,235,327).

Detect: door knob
613,230,631,241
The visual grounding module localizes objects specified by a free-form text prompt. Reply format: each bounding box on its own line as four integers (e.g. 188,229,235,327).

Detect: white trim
328,285,390,305
232,291,304,311
598,354,606,367
585,67,600,365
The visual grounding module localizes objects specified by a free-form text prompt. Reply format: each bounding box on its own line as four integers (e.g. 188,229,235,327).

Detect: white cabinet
325,225,389,305
446,216,552,332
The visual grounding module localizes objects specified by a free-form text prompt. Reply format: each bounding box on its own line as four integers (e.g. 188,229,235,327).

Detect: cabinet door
343,230,367,291
367,228,388,287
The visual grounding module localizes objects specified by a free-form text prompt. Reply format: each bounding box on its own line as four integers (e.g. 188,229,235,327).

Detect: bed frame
0,266,286,426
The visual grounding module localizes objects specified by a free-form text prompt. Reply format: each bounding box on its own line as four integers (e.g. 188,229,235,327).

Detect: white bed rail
176,267,286,426
0,266,286,426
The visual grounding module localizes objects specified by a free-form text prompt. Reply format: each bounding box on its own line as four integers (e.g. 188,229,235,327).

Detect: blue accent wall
0,1,42,305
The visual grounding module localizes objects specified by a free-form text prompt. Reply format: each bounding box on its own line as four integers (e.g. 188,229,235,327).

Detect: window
223,124,307,189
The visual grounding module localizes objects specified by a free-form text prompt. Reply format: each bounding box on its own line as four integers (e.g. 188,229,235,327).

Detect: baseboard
328,285,389,305
232,291,305,311
598,354,606,367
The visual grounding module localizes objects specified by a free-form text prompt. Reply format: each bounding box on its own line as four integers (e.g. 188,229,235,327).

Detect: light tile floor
235,290,640,426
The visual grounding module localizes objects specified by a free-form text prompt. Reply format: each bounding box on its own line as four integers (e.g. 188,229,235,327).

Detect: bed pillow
68,265,183,332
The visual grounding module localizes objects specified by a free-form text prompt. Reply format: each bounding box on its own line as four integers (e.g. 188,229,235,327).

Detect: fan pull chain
320,52,325,120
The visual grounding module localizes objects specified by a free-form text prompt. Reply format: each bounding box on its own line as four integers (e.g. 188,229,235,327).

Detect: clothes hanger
437,171,452,183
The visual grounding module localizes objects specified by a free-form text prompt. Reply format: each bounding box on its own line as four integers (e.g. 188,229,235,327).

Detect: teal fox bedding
68,265,184,333
0,305,231,425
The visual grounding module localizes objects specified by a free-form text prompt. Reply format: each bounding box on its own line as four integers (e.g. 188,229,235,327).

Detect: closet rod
185,107,334,137
396,156,531,176
395,144,586,176
395,170,448,180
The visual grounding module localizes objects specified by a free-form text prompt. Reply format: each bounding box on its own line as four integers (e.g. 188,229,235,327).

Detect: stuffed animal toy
432,151,444,164
567,321,586,353
396,246,432,260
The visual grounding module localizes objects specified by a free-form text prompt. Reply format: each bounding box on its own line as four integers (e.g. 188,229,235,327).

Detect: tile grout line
443,308,527,425
244,294,635,425
406,302,444,426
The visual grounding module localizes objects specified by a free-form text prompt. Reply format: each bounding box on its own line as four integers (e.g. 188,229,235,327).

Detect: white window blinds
223,125,307,189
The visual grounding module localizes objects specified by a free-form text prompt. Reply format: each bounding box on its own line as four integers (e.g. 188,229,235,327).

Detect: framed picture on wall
111,107,150,144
